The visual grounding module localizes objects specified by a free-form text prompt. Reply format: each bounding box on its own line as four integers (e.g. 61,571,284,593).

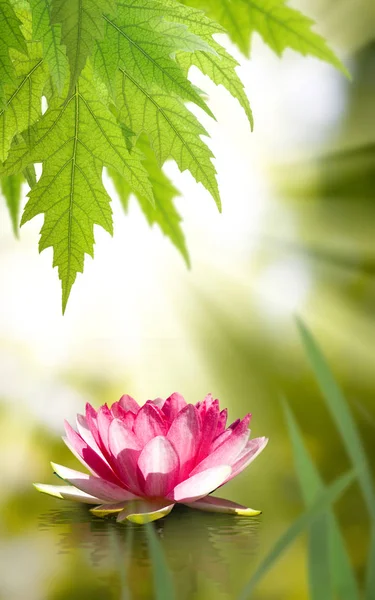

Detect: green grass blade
296,318,375,519
145,522,175,600
237,469,355,600
297,319,375,599
283,399,359,600
307,515,332,600
365,530,375,600
108,525,133,600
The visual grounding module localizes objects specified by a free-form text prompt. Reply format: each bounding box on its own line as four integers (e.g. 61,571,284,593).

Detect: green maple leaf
50,0,116,92
0,4,48,162
109,135,189,266
0,0,348,311
115,68,220,208
94,0,216,117
1,171,24,237
182,0,348,74
6,65,153,312
0,0,27,105
111,0,253,127
30,0,68,93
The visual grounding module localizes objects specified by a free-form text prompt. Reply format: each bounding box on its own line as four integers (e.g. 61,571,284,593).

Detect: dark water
2,500,260,600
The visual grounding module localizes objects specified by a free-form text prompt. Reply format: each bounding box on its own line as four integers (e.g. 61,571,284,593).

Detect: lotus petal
223,437,269,484
96,404,114,454
76,413,103,457
111,402,135,429
215,409,228,437
33,483,104,504
196,399,220,463
162,392,186,422
90,502,128,516
148,397,165,409
119,394,140,414
85,403,103,450
184,495,261,516
63,421,119,484
117,500,175,524
169,465,231,502
108,418,142,493
137,436,180,497
51,463,138,502
134,403,167,446
167,403,200,477
191,414,251,475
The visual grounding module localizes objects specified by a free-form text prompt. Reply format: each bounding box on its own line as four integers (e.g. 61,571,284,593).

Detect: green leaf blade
97,1,216,117
296,318,375,519
116,70,220,209
50,0,115,92
0,0,28,105
1,172,24,237
296,318,375,599
16,65,153,311
238,469,356,600
145,522,176,600
182,0,348,76
283,399,359,600
177,39,254,129
30,0,68,93
110,135,190,266
244,0,348,76
0,5,48,162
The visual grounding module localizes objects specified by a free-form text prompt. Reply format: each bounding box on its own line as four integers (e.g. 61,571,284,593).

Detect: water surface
1,499,261,600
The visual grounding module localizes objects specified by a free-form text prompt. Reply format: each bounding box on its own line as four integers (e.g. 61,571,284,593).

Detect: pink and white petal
111,403,136,430
168,465,232,503
110,401,125,419
167,403,200,478
108,419,142,493
119,394,140,414
184,495,261,516
148,397,165,409
96,404,114,454
134,403,167,446
191,414,251,476
162,392,187,423
117,500,175,524
63,421,119,484
51,463,138,502
33,483,104,504
210,428,232,453
223,437,269,484
137,436,179,497
201,393,216,412
90,501,129,516
85,403,103,450
215,409,228,438
210,417,241,453
111,402,135,429
196,400,220,463
195,394,215,420
76,414,104,457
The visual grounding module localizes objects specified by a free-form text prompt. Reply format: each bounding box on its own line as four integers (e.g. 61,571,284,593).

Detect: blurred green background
0,0,374,598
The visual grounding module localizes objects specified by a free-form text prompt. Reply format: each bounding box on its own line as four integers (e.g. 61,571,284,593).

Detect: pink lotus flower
35,393,268,524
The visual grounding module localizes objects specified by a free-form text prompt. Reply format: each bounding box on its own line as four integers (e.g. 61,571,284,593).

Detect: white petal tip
90,502,127,517
118,510,167,525
33,483,63,499
234,508,262,516
116,502,174,524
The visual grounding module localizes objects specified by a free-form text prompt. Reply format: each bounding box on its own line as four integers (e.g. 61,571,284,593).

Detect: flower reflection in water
39,502,260,599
